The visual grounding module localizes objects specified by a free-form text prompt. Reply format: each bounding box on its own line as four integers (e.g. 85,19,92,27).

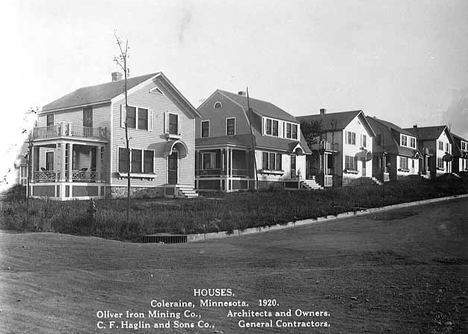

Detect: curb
186,193,468,242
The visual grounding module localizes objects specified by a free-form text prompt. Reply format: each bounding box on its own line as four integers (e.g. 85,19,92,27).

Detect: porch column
60,142,66,181
324,153,329,175
229,148,233,178
30,145,35,182
96,146,102,181
68,143,73,182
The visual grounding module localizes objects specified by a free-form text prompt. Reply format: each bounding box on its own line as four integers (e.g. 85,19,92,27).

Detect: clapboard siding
111,80,196,187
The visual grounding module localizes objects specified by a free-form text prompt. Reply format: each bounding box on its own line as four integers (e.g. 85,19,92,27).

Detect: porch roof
196,134,312,154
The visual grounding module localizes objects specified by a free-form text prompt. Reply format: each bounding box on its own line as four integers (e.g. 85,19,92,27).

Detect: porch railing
33,170,101,182
32,123,107,140
34,171,60,182
196,168,249,177
324,174,333,187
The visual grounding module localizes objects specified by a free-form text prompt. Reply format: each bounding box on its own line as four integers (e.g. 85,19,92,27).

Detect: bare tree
113,32,131,226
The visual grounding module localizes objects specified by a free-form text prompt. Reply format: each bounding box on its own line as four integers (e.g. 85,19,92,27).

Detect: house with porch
27,72,200,200
195,90,315,192
366,116,421,182
297,109,376,187
404,125,453,178
451,133,468,174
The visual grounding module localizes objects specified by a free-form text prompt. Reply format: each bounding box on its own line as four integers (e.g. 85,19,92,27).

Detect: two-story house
195,90,315,192
451,133,468,174
28,72,200,200
297,109,376,187
404,125,453,178
367,117,421,181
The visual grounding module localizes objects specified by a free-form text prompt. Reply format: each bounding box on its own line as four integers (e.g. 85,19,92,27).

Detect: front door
168,150,178,185
362,161,367,177
290,155,296,178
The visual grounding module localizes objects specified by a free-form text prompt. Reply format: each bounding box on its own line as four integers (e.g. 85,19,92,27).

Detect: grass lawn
1,177,467,241
0,197,467,333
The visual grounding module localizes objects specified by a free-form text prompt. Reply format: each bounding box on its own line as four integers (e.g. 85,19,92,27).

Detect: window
410,137,416,148
437,157,444,169
346,131,356,145
291,124,298,140
286,123,292,138
144,150,154,173
46,114,54,127
127,106,136,129
83,107,93,127
226,118,235,136
361,134,367,148
462,142,467,151
45,151,54,170
119,148,130,173
201,121,210,138
438,141,443,151
345,155,357,171
445,143,449,152
214,101,223,109
266,119,272,135
412,159,415,169
272,120,279,136
138,108,148,130
401,135,408,147
149,87,164,95
169,113,179,135
202,153,217,169
131,149,142,173
264,118,280,137
400,157,408,170
262,152,282,171
119,148,154,173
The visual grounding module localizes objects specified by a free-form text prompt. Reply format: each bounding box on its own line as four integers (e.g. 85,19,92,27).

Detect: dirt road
1,197,467,333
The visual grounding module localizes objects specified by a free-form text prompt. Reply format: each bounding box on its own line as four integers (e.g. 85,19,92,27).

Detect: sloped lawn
1,176,467,241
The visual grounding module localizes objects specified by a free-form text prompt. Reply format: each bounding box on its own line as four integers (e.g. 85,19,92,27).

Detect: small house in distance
451,133,468,174
28,72,200,200
404,125,453,178
195,90,315,192
297,109,377,187
366,116,421,182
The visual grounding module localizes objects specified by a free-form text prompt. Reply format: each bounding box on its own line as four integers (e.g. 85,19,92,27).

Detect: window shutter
164,112,169,134
120,105,126,128
148,109,153,132
178,114,181,135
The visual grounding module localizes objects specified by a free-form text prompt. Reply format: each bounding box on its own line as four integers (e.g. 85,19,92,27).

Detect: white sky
1,0,468,188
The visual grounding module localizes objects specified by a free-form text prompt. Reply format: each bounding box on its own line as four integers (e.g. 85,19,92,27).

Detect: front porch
307,140,338,187
28,125,108,199
195,148,254,192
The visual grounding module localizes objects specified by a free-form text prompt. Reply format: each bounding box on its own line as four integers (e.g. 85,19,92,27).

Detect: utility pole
246,87,258,190
114,32,131,226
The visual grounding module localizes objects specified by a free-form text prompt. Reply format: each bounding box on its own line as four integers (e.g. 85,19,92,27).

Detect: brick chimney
413,124,418,128
320,108,326,115
238,91,247,96
111,72,123,82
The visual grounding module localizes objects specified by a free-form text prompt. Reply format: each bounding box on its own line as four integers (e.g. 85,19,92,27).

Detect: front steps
176,184,199,198
301,179,323,190
164,184,199,198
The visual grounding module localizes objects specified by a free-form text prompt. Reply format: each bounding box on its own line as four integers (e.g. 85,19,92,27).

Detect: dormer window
214,101,223,109
265,118,279,137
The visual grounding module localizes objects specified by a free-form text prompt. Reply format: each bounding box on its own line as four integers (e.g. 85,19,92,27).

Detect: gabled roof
367,117,415,137
404,125,450,141
217,90,298,123
451,133,468,157
42,73,159,112
297,110,376,137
